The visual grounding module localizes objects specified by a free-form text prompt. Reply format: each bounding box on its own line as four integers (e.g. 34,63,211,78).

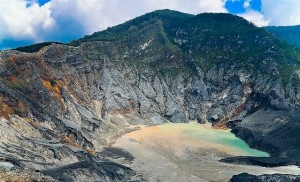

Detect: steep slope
265,25,300,48
1,10,300,180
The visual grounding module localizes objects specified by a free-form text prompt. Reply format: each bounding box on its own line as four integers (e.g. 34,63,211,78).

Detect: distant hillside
265,25,300,48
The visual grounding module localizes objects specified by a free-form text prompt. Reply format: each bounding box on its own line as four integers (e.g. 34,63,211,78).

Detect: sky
0,0,299,49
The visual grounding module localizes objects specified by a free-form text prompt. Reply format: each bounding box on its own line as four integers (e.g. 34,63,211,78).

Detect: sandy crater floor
113,122,300,182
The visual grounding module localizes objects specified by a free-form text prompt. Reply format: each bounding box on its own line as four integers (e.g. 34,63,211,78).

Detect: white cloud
1,0,300,46
238,10,269,27
0,0,54,42
243,0,251,9
236,0,300,27
239,0,300,26
49,0,228,35
261,0,300,26
230,0,269,27
0,0,228,44
197,0,227,13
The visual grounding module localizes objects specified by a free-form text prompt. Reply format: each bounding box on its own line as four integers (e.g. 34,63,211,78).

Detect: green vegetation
13,42,63,53
69,9,192,46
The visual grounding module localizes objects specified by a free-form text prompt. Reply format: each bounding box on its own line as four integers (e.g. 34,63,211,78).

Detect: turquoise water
175,122,269,157
127,122,270,157
180,123,269,157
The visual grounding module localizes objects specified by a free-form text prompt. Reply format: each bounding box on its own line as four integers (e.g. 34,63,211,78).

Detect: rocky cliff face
1,10,300,181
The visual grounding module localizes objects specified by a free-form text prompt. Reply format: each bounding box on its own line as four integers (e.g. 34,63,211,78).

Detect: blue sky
0,0,299,50
226,0,261,13
38,0,51,6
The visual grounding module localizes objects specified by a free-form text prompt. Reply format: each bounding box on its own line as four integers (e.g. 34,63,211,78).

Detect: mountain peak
69,11,257,46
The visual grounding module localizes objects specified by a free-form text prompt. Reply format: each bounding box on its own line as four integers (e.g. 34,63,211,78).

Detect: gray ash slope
1,9,300,181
